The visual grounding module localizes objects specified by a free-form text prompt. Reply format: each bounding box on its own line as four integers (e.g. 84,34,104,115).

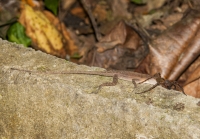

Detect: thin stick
80,0,102,41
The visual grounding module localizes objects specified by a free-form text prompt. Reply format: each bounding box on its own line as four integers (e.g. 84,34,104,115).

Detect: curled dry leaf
140,10,200,78
183,57,200,86
137,10,200,97
19,4,67,58
168,38,200,81
87,21,148,69
182,58,200,97
184,78,200,98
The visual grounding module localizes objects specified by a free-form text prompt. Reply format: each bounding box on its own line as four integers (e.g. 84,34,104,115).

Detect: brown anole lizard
10,67,157,93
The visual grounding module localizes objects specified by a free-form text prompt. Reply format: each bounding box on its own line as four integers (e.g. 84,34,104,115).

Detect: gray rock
0,39,200,139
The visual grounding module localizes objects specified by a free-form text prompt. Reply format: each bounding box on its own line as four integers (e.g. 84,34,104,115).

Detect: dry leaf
136,10,200,97
86,21,148,69
141,10,200,79
44,11,78,55
183,58,200,86
19,4,67,58
184,79,200,98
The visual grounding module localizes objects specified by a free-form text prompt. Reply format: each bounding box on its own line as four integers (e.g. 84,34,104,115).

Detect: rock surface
0,39,200,139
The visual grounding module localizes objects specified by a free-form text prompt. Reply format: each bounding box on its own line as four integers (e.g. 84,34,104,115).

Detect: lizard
10,67,156,93
10,68,185,95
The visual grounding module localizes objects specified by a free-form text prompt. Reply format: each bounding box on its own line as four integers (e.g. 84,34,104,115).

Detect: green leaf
130,0,147,4
70,52,82,59
44,0,59,15
7,22,31,47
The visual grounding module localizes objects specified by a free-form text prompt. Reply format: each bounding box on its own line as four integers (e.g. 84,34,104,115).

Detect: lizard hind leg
92,74,119,94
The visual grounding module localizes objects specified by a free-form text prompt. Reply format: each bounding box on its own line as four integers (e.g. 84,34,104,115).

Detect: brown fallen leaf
182,58,200,97
86,21,148,69
136,9,200,97
139,10,200,79
184,78,200,98
183,58,200,86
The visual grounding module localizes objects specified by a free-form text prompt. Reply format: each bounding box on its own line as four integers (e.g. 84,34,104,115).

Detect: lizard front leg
132,79,137,88
136,83,159,94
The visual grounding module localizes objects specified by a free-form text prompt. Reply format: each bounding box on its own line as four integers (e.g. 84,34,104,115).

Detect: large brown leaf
184,78,200,98
182,57,200,97
137,10,200,97
145,10,200,79
86,21,148,69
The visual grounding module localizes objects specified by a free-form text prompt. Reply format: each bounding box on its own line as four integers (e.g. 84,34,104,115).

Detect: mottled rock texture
0,39,200,139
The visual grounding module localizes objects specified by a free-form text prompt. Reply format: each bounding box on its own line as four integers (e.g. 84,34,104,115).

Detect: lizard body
10,68,186,95
10,68,157,85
